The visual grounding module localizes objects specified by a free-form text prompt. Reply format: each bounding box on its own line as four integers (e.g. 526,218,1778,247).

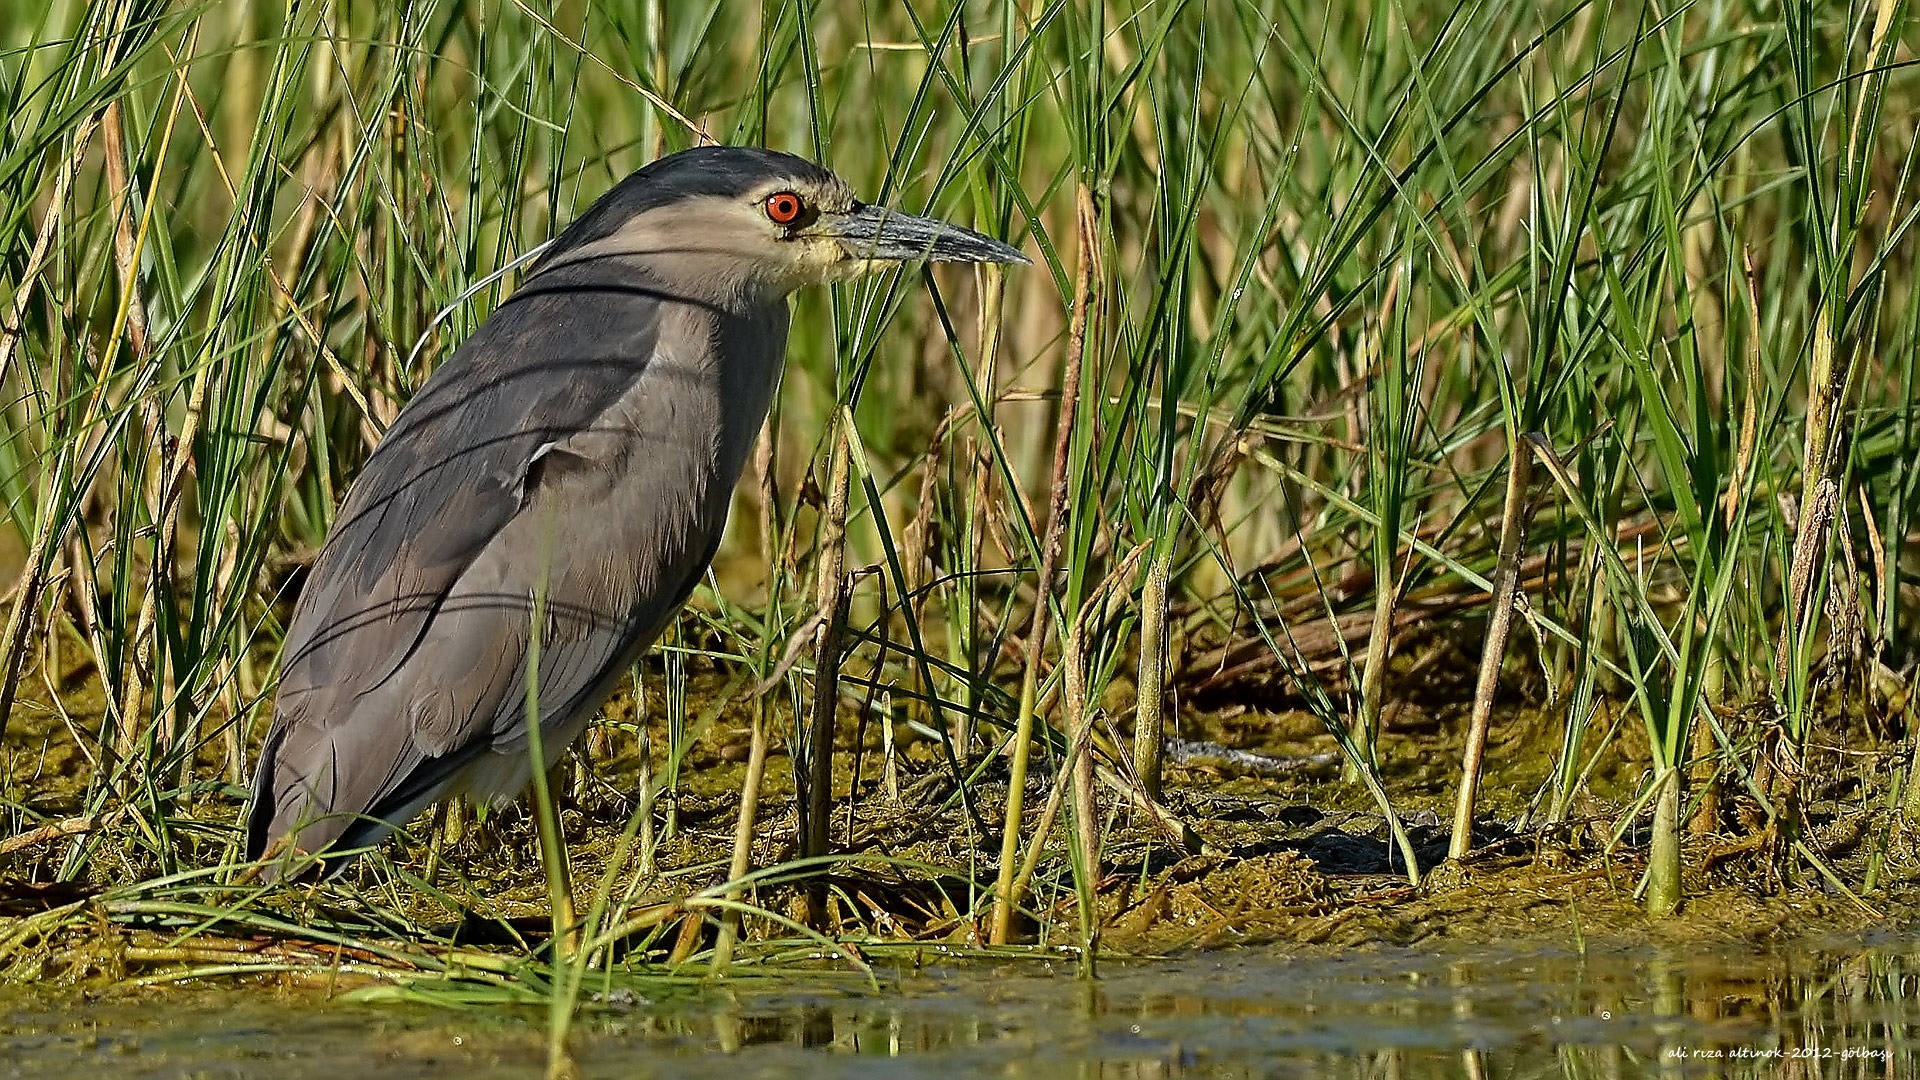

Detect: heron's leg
424,801,448,885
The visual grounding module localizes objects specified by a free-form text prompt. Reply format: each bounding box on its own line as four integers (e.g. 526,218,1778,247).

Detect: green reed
0,1,1916,1008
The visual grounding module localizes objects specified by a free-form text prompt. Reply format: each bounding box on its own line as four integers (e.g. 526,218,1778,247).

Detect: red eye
765,191,805,225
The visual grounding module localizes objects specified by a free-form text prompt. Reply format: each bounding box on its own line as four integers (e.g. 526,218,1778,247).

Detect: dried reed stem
0,117,99,746
713,697,769,970
800,423,853,927
989,184,1096,945
1449,437,1534,861
1132,551,1171,801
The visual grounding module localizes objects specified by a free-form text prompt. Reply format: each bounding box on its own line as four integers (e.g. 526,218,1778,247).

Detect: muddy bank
1,641,1914,986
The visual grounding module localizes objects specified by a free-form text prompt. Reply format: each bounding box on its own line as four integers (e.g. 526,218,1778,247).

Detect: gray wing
248,266,770,867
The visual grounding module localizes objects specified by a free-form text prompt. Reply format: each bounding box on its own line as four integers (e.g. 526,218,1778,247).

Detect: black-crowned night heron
247,145,1026,877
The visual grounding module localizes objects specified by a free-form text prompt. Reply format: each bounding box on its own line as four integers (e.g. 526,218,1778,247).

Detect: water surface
4,931,1913,1078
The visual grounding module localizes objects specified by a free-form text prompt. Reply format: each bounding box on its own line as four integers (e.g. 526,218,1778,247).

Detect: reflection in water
2,934,1915,1078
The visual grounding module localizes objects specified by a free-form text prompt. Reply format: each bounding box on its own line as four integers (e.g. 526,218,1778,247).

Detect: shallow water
4,931,1915,1078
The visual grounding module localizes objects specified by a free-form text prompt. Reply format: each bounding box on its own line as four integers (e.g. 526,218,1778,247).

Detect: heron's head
533,146,1028,297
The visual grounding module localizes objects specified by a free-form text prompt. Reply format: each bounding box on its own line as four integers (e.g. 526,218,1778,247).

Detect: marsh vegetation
1,0,1918,1041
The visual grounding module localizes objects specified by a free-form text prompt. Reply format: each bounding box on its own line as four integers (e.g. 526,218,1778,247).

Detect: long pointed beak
820,202,1029,266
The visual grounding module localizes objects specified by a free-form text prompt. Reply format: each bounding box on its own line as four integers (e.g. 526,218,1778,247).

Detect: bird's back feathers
248,257,788,872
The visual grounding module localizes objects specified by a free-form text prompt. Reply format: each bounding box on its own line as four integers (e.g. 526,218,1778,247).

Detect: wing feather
250,261,788,871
